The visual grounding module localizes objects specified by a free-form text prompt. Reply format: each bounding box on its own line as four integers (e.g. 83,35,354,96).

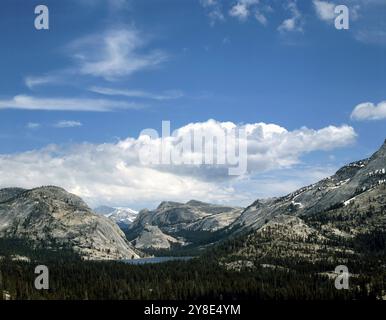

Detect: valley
0,140,386,300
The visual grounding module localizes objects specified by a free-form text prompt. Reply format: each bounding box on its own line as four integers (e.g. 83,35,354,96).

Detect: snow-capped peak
94,206,138,227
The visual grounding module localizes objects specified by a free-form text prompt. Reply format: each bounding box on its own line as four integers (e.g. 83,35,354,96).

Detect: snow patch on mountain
94,206,138,228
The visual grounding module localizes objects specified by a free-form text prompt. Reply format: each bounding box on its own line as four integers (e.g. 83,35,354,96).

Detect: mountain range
0,140,385,264
218,139,386,268
126,200,242,250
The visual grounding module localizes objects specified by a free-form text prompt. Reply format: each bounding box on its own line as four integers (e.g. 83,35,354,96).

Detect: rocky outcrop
130,200,241,233
232,140,386,232
132,224,184,250
127,200,242,247
0,186,141,260
220,140,386,268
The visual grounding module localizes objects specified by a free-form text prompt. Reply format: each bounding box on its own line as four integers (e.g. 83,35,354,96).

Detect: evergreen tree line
0,238,385,300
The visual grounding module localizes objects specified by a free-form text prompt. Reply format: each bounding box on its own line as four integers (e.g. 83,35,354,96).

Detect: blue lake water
123,256,193,265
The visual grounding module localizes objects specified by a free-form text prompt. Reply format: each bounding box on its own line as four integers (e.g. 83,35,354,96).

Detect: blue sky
0,0,385,209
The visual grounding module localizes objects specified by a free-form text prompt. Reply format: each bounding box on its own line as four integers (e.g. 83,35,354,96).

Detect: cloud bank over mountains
0,119,356,208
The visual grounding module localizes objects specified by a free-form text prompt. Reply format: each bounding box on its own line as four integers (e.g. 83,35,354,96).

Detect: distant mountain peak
94,205,138,229
375,138,386,154
233,140,386,231
157,201,182,210
186,200,208,206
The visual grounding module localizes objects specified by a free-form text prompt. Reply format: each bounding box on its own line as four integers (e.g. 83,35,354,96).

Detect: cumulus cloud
229,0,267,24
0,95,142,112
201,0,268,25
313,0,360,24
278,1,303,33
313,0,336,22
351,101,386,121
229,2,250,21
0,119,356,208
69,28,167,80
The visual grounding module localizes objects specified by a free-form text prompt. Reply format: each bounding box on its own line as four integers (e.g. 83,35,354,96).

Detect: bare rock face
127,200,242,248
131,200,242,234
232,140,386,232
218,140,386,268
132,224,184,250
0,186,140,260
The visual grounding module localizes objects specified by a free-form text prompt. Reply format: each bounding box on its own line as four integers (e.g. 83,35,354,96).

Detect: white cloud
201,0,267,25
255,10,268,25
69,28,167,81
0,119,356,208
26,122,41,129
314,1,361,23
222,37,231,45
229,3,250,20
355,29,386,46
313,0,336,22
24,27,168,88
278,1,303,33
0,95,142,112
54,120,83,128
200,0,225,25
351,101,386,121
278,19,296,32
229,0,260,21
89,86,183,100
25,75,63,89
77,0,130,10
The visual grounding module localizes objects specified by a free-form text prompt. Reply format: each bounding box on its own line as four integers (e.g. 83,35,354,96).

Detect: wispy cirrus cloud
26,122,41,129
24,70,73,89
54,120,83,128
68,28,168,81
355,29,386,46
14,26,175,113
0,95,143,112
25,26,169,89
76,0,131,10
25,75,62,89
89,86,184,100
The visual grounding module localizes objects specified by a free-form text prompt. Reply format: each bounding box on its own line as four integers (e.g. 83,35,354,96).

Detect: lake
123,256,193,265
